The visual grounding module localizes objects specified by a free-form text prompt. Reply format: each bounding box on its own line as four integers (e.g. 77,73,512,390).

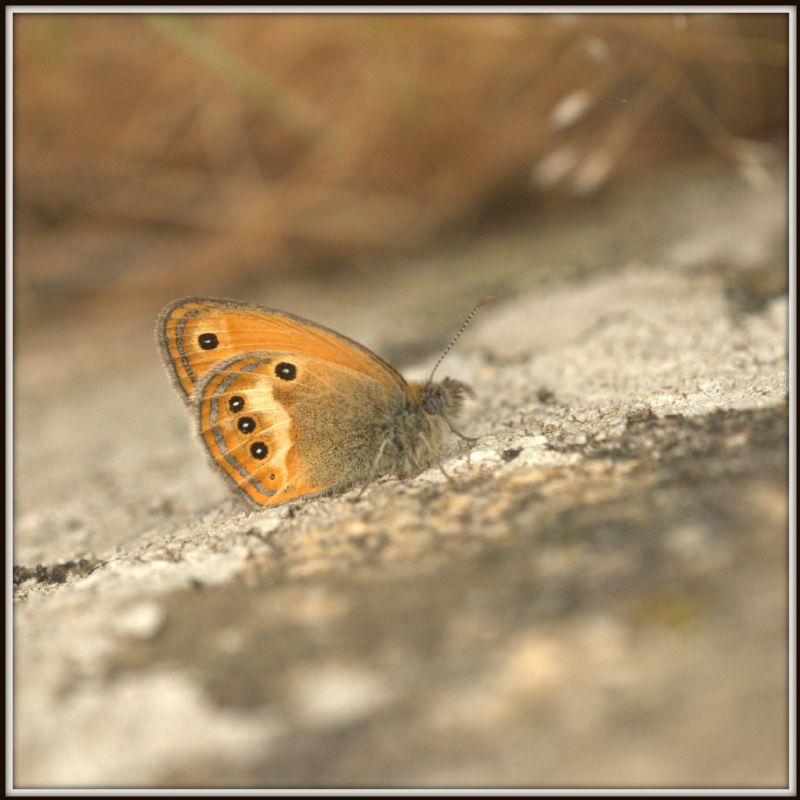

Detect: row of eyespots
228,396,273,478
227,394,269,461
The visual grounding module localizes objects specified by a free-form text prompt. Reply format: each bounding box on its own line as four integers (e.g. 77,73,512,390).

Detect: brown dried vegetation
13,13,788,324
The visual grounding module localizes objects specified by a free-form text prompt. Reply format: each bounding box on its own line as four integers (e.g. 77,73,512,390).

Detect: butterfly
157,296,492,507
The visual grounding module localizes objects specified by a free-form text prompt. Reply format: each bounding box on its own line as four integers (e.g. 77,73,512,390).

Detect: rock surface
13,159,789,789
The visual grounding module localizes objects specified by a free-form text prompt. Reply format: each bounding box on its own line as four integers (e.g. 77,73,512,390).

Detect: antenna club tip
479,295,496,307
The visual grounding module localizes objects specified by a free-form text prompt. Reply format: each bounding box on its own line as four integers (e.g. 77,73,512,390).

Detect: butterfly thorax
375,377,471,479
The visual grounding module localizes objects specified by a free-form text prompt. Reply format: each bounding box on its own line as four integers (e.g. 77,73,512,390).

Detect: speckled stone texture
13,159,789,789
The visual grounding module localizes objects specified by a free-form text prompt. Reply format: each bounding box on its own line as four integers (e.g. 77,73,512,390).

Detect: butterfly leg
437,461,454,483
419,429,456,485
354,434,392,502
443,414,478,445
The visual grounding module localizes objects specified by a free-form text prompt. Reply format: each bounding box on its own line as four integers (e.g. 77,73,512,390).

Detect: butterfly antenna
426,296,495,385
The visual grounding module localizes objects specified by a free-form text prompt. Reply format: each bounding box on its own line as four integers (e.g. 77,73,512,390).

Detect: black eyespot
269,473,276,480
237,416,256,434
198,332,219,350
229,395,245,412
275,362,297,381
250,442,268,460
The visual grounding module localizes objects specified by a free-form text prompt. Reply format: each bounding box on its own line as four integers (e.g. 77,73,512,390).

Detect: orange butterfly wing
195,351,402,506
157,298,412,507
158,297,408,404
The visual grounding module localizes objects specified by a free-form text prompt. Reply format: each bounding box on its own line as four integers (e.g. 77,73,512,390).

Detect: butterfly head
409,377,477,445
420,377,473,418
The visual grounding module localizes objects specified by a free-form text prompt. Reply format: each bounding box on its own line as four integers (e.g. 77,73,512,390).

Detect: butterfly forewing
158,297,408,405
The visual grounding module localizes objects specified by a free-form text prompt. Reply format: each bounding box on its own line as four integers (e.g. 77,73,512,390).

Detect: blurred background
13,12,788,333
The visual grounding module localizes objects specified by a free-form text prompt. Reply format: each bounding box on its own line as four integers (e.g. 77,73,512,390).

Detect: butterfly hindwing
196,350,403,506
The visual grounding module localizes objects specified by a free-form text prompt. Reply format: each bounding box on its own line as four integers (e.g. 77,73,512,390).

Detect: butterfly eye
198,332,219,350
275,362,297,381
237,417,256,433
229,396,245,412
423,393,443,414
250,442,269,460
